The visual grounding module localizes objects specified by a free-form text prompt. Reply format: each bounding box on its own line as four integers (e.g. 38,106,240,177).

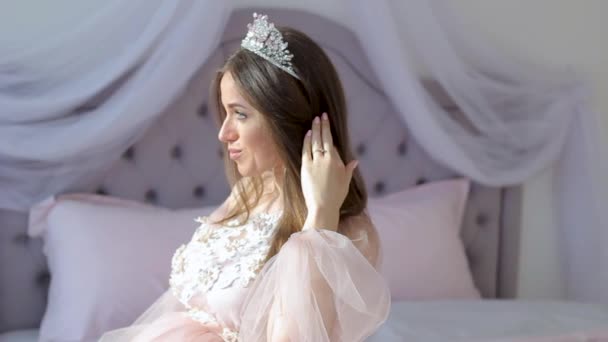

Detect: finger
302,129,312,162
311,116,323,157
321,112,333,151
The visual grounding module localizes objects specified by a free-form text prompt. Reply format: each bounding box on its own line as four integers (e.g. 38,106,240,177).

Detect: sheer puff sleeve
239,212,391,341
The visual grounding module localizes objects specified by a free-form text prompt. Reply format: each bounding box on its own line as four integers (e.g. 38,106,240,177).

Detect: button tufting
123,146,135,161
36,271,51,287
193,186,206,199
171,145,182,160
397,140,407,156
198,103,208,117
476,214,489,226
13,233,29,245
145,189,158,203
374,181,385,194
356,143,366,156
96,187,108,195
416,178,427,185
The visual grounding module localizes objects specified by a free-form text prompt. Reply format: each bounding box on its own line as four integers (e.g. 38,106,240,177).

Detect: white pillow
28,194,214,342
368,178,480,300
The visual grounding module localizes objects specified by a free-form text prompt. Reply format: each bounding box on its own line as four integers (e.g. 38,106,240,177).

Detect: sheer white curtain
0,0,605,303
350,0,607,303
0,0,231,210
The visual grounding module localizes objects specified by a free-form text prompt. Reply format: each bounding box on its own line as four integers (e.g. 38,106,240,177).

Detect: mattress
367,300,608,341
3,301,607,342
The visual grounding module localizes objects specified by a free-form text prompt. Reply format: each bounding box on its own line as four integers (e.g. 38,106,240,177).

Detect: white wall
3,0,607,299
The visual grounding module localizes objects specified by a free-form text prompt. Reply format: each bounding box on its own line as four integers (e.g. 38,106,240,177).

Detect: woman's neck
256,169,283,213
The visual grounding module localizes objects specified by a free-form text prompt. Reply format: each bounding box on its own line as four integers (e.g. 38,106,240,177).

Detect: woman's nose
218,118,237,143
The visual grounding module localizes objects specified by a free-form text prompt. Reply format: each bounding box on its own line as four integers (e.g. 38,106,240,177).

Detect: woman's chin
236,165,253,177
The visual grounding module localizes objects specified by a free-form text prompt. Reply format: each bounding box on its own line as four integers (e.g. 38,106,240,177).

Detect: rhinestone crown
241,13,300,80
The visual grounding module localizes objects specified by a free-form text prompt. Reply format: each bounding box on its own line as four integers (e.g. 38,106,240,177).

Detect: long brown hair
211,27,367,261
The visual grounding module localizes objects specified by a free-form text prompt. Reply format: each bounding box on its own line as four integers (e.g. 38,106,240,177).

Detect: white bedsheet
368,300,608,341
2,301,607,342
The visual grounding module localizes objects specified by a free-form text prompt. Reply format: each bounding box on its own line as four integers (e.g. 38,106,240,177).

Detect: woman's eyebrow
226,102,248,109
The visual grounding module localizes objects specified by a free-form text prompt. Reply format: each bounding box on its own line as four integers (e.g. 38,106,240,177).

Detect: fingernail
306,130,312,136
314,116,320,124
353,160,359,169
322,112,328,120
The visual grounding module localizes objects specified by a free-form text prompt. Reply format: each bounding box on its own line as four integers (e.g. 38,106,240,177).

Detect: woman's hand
300,112,358,231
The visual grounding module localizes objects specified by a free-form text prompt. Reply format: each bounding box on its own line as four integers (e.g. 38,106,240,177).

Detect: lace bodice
169,211,281,327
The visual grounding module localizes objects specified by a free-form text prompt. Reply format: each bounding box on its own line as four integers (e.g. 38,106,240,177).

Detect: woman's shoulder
206,187,238,222
208,201,236,223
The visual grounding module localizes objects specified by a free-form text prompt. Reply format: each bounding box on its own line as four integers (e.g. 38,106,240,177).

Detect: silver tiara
241,13,300,80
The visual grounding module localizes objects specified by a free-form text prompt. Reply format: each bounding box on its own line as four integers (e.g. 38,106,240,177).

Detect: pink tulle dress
99,211,390,341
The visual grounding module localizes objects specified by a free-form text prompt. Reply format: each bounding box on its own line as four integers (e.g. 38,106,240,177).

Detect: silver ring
314,149,327,154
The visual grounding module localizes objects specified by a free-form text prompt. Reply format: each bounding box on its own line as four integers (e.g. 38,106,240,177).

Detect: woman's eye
235,111,248,120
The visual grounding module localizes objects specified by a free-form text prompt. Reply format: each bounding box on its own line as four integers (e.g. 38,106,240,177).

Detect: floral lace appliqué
169,212,281,327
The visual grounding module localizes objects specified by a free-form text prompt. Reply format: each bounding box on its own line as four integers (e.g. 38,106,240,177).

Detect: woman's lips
228,150,242,160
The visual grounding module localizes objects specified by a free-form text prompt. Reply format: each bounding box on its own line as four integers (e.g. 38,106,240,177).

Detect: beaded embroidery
169,212,281,340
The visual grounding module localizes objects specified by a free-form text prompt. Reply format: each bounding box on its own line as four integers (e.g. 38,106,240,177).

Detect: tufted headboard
0,8,521,333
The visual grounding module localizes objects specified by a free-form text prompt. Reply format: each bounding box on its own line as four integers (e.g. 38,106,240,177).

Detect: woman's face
218,72,283,177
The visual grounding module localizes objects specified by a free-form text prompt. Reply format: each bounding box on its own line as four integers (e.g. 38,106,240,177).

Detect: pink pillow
368,178,480,300
28,194,214,342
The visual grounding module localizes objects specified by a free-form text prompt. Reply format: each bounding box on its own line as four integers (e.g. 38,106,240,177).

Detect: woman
100,13,390,342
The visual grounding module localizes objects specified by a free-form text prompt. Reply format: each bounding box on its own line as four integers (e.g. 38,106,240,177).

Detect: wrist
304,207,340,231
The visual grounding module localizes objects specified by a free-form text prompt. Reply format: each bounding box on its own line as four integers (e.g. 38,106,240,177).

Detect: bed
1,7,606,342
